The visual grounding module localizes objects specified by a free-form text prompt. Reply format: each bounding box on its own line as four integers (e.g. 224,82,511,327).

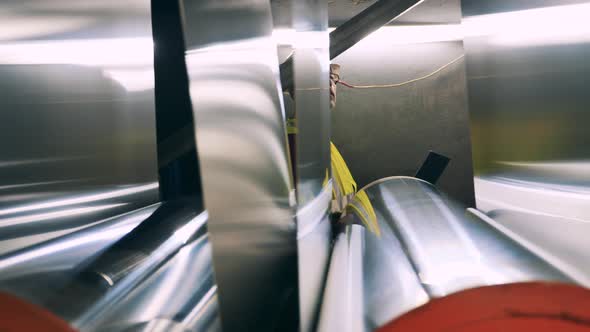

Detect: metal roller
0,205,159,301
0,0,220,330
317,224,364,332
0,201,214,332
320,176,588,332
77,232,219,332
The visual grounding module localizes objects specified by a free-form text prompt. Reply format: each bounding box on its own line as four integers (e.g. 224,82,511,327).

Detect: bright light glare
357,25,462,47
272,28,296,46
0,37,153,66
463,3,590,47
272,29,329,48
273,3,590,50
1,204,125,227
0,182,158,217
104,68,155,92
475,176,590,223
273,26,462,48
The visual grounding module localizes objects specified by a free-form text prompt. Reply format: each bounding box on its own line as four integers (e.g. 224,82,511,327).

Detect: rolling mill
0,0,590,331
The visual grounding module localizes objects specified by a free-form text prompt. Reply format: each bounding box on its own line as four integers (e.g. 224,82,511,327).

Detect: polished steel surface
0,183,158,254
317,224,364,332
462,0,590,285
84,233,219,332
462,0,590,209
56,206,209,330
293,0,331,206
351,177,573,330
0,205,158,305
0,2,221,331
361,197,427,330
0,0,159,250
285,1,333,331
467,208,590,286
296,186,332,332
180,1,298,330
0,201,217,332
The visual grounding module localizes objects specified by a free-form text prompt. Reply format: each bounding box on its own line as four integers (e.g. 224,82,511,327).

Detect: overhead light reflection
0,182,158,217
274,3,590,51
104,68,155,92
463,3,590,47
171,211,209,246
357,25,462,47
0,204,126,227
0,37,153,66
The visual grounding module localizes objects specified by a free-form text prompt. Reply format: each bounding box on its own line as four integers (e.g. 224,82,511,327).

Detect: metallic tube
284,1,333,331
0,183,158,247
0,205,158,306
82,234,218,332
344,177,575,330
317,224,364,332
0,200,217,332
44,200,207,329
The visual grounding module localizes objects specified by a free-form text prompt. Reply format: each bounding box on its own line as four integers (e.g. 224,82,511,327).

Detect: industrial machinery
0,0,589,331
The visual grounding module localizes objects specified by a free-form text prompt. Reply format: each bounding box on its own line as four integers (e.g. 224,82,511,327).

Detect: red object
0,291,76,332
379,282,590,332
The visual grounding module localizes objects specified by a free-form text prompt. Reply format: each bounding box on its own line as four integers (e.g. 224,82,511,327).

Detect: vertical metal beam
179,0,299,330
152,0,202,201
288,1,333,332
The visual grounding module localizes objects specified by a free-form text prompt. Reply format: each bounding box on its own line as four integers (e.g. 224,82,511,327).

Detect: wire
338,54,465,89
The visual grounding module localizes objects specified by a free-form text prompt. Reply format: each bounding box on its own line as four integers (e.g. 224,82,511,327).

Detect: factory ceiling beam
280,0,425,91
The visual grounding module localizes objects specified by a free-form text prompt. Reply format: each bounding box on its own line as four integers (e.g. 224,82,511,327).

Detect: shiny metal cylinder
50,202,209,330
0,205,158,305
0,201,214,332
179,0,299,330
317,224,364,332
80,233,219,332
282,1,334,331
341,177,575,330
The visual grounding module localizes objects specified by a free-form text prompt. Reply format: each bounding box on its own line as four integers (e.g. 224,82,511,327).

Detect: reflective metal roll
334,176,582,331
